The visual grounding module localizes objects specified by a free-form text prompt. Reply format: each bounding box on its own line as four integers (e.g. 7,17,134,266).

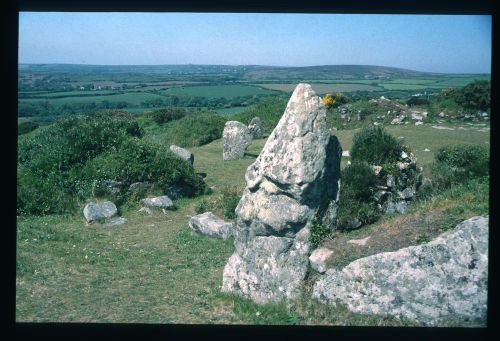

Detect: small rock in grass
347,236,371,246
141,196,175,209
104,217,127,227
189,212,233,240
309,248,334,273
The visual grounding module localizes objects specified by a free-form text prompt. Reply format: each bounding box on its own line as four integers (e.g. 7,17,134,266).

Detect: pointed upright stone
222,83,341,304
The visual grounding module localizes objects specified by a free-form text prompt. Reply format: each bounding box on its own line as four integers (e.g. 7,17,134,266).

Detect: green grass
215,107,248,115
161,85,276,99
16,114,489,324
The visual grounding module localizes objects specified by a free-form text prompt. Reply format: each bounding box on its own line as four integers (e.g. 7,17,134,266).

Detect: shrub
310,214,331,248
220,186,242,219
17,111,205,215
150,108,188,125
160,112,227,147
406,97,430,107
340,162,379,201
18,110,143,174
454,80,490,112
336,162,381,230
431,144,489,189
78,137,205,199
351,126,403,165
18,121,39,135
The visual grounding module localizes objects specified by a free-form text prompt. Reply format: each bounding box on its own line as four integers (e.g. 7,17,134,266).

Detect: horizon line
17,63,491,75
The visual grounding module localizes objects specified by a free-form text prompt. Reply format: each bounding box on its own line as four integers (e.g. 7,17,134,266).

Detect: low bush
194,185,243,219
351,126,403,165
18,121,39,135
310,214,331,248
160,112,227,147
406,97,429,107
336,162,381,230
430,144,489,189
150,108,188,125
17,110,205,215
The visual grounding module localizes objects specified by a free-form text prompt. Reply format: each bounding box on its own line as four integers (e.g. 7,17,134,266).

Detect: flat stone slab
189,212,233,240
141,196,175,209
309,248,334,273
103,217,127,227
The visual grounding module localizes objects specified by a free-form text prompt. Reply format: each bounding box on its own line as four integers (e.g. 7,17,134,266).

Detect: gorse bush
17,110,204,215
431,144,489,189
159,112,227,147
454,80,490,112
150,108,188,125
351,126,403,165
18,110,143,175
336,162,380,230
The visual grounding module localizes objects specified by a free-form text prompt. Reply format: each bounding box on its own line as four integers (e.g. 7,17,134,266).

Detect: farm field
161,84,277,99
256,83,383,93
16,122,489,324
21,92,167,107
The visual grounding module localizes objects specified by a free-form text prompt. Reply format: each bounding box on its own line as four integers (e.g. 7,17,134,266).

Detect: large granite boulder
83,201,117,223
248,117,262,139
170,144,194,167
189,212,233,240
223,121,253,160
312,216,489,326
222,83,341,304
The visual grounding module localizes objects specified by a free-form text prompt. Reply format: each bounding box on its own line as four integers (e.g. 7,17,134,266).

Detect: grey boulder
141,196,175,209
170,144,194,167
83,201,117,223
312,216,489,326
189,212,233,240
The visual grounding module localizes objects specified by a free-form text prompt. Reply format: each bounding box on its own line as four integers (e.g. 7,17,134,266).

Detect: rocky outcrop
83,201,117,224
189,212,233,240
170,144,194,167
312,216,489,326
222,83,341,304
248,117,262,139
223,121,253,160
141,195,175,210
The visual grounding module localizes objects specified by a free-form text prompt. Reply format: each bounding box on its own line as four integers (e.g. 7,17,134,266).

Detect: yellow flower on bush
323,93,335,109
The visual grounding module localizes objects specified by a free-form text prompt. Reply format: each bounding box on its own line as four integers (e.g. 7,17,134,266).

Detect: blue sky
18,12,491,73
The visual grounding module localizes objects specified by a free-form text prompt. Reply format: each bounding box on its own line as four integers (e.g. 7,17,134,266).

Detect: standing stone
223,121,253,160
248,117,262,139
312,216,489,326
170,144,194,167
222,83,341,304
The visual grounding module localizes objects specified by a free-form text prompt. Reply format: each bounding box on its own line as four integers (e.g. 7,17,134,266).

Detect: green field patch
161,85,276,99
257,83,382,93
215,107,248,115
21,92,167,107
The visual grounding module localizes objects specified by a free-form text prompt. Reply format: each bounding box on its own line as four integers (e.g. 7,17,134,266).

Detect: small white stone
347,236,371,246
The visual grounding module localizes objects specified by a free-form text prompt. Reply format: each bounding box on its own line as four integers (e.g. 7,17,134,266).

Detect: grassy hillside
16,120,489,324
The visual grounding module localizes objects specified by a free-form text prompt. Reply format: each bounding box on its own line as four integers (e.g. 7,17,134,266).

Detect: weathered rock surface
103,217,127,227
128,181,151,194
222,83,341,304
102,180,123,195
83,201,117,223
309,248,334,273
313,216,488,326
189,212,233,240
248,117,262,139
223,121,253,160
170,144,194,167
141,196,175,209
